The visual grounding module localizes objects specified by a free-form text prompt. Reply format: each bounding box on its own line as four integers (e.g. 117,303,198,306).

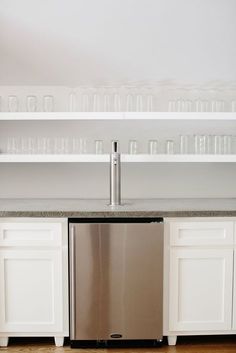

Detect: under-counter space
1,198,236,217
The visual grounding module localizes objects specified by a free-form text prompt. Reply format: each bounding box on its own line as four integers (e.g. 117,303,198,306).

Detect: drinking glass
183,100,193,112
26,96,37,112
21,137,29,154
194,135,206,154
222,135,232,154
148,140,158,154
69,92,76,112
94,140,103,154
79,138,87,154
147,94,154,112
213,135,222,154
92,93,100,112
8,96,19,112
114,94,121,112
210,100,225,112
168,100,176,112
61,137,69,154
103,94,110,112
232,136,236,154
195,99,209,112
43,95,54,112
179,135,189,154
205,135,212,154
82,94,90,112
231,101,236,112
176,99,185,112
136,94,143,112
38,137,50,154
71,137,80,154
129,140,138,154
6,137,18,154
166,140,174,154
126,94,134,112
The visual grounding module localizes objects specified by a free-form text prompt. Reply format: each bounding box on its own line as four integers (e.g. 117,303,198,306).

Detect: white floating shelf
0,112,236,121
0,154,109,163
124,112,236,120
0,112,125,120
1,154,236,163
122,154,236,163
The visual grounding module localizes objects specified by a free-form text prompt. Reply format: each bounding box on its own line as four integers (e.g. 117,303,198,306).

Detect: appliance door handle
69,225,76,340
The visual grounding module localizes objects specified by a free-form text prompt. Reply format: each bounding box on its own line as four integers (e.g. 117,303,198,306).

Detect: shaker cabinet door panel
0,249,63,333
169,221,234,247
0,222,63,247
169,248,233,331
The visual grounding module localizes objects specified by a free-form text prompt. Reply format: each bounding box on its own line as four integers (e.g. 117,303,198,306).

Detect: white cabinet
0,218,68,347
165,218,236,346
169,248,233,331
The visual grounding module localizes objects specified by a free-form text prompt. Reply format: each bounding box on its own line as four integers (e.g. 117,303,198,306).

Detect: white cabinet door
232,249,236,330
0,249,63,333
169,248,233,331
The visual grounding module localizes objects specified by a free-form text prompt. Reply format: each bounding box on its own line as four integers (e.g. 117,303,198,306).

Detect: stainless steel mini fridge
69,218,163,347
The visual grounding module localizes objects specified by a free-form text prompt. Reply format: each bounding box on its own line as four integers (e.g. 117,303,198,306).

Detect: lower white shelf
1,154,236,163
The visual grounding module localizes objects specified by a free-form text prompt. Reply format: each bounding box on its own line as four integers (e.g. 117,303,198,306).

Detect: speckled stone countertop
0,198,236,218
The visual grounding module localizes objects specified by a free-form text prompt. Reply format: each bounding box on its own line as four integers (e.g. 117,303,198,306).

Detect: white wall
1,0,236,199
1,164,236,199
1,0,236,85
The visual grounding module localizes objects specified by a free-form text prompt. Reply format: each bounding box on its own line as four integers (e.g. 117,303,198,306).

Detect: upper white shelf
0,112,236,121
1,154,236,163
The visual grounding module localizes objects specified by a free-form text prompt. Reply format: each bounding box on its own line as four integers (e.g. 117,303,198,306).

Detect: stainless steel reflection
109,140,121,206
69,220,163,341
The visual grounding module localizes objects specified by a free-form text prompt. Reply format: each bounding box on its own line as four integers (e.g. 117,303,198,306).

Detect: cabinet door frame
169,221,234,247
169,247,233,332
0,218,64,247
0,249,63,333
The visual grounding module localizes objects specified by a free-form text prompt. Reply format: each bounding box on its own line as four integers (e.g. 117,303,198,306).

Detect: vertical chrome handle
69,225,76,340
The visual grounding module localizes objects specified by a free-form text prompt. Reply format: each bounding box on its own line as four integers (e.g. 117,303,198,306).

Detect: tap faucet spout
109,140,121,206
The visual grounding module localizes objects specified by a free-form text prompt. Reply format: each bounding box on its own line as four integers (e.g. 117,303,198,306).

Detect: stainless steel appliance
69,218,164,347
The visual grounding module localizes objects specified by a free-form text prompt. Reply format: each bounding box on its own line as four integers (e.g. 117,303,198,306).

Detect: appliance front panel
69,222,163,340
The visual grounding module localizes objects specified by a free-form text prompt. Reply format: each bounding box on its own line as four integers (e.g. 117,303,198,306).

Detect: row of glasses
167,99,228,112
128,139,175,154
4,95,54,112
6,95,233,112
73,84,236,112
193,135,232,154
179,135,233,154
5,137,102,154
1,84,236,112
5,136,234,155
128,136,234,154
73,91,155,112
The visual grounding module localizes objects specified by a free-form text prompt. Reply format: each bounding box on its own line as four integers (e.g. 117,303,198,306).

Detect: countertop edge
1,210,236,218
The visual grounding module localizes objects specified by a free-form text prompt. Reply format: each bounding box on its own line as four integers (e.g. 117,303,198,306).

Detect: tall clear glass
166,140,174,154
95,140,103,154
43,95,54,112
179,135,189,154
148,140,158,154
194,135,206,154
8,96,19,112
129,140,138,154
26,96,37,112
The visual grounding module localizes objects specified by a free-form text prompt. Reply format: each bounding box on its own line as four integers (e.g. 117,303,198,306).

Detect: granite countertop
0,198,236,217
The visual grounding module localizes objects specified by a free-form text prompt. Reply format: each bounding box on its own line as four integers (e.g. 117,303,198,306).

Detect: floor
2,336,236,353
